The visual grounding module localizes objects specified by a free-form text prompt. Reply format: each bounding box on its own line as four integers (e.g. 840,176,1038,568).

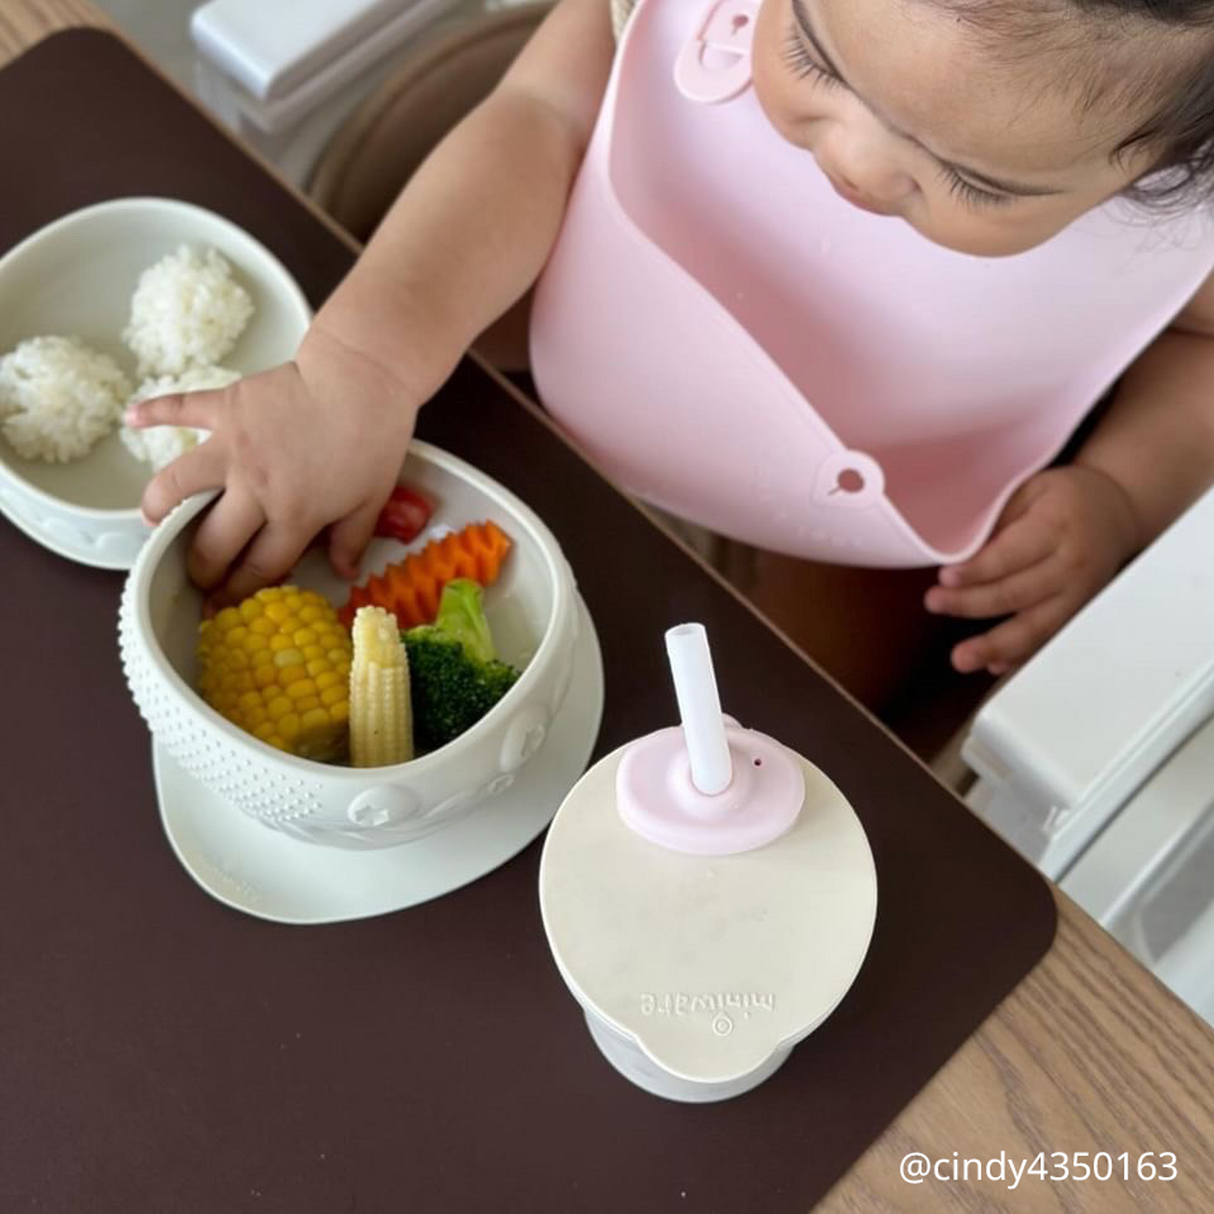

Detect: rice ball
124,245,254,376
120,364,241,472
0,336,130,463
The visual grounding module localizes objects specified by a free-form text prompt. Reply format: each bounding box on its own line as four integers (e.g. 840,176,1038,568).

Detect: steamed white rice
120,364,241,471
123,245,254,376
0,336,130,463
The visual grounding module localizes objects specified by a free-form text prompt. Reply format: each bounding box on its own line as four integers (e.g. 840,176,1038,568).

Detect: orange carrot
339,521,513,629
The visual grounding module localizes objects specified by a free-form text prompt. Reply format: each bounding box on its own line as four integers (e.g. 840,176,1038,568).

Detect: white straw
665,623,732,795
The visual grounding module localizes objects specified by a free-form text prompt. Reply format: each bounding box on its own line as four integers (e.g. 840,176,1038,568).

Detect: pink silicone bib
530,0,1214,566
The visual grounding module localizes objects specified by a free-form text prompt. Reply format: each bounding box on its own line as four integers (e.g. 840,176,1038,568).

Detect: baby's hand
924,466,1140,675
127,329,422,605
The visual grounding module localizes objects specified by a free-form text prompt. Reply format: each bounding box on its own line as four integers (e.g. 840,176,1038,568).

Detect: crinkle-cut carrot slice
338,520,512,629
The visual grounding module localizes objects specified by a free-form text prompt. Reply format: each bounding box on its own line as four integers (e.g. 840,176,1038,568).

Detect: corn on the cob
349,605,414,767
196,586,352,760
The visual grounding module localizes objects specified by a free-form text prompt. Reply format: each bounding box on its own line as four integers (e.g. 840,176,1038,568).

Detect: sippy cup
538,623,878,1102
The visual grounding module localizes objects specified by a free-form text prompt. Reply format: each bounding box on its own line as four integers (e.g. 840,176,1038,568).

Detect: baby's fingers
125,387,226,432
950,595,1069,674
938,514,1053,589
327,500,384,581
187,487,265,591
216,523,315,608
141,441,226,523
925,557,1055,620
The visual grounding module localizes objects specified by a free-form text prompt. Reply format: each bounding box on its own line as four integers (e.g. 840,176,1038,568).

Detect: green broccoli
403,578,521,752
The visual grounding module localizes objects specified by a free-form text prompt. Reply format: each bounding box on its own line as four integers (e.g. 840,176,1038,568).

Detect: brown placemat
0,30,1056,1214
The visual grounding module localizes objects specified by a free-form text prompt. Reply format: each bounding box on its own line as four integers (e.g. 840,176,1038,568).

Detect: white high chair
963,486,1214,1026
190,0,542,189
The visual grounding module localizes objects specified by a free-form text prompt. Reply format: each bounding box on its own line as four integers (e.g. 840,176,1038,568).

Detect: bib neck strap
674,0,759,104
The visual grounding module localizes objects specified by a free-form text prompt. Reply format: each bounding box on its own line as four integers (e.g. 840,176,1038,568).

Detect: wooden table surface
4,2,1213,1209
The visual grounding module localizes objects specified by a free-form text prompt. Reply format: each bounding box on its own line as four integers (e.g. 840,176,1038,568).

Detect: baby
127,0,1214,687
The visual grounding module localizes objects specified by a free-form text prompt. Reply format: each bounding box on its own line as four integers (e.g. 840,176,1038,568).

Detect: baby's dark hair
946,0,1214,204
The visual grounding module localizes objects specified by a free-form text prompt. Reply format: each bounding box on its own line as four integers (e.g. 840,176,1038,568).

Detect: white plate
152,594,604,924
0,197,312,569
0,476,141,568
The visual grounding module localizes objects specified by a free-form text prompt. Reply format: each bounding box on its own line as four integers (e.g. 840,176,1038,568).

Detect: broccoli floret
403,579,520,752
427,577,495,662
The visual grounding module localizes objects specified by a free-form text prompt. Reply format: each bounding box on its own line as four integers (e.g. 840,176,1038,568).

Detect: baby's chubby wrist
295,320,431,435
302,263,469,409
1070,460,1146,558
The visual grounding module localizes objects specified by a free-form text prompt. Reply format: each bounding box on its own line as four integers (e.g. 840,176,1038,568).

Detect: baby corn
349,605,414,767
196,586,352,760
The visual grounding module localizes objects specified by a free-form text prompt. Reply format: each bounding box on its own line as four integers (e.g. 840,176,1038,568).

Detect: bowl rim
129,439,575,780
0,195,312,520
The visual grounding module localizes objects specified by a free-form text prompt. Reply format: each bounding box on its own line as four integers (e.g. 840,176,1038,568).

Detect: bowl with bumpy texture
118,440,580,850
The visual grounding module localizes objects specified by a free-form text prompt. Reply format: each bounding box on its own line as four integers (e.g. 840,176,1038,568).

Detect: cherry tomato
374,485,432,544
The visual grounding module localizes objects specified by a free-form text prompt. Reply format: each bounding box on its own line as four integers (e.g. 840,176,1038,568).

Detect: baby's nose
838,160,915,203
823,135,916,204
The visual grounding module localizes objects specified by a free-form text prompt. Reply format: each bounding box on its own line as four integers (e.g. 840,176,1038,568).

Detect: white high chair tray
152,594,603,925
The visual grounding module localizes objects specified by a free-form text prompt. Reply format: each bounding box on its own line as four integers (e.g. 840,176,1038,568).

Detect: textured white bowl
0,197,311,568
119,441,580,850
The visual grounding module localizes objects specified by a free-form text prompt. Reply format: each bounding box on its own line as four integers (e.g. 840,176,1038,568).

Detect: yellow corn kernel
195,585,353,761
299,707,331,734
285,678,317,701
278,665,306,688
349,605,413,767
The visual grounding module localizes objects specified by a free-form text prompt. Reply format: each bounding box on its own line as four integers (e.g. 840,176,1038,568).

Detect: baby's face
751,0,1155,256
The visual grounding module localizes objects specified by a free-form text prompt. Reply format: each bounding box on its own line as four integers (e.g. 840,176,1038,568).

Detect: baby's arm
926,272,1214,674
129,0,615,604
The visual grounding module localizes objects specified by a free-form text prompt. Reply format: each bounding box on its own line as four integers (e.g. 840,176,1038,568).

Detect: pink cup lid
615,624,804,854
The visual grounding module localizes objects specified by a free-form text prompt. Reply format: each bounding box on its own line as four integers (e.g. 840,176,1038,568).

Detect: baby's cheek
907,203,1057,259
926,187,1114,257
